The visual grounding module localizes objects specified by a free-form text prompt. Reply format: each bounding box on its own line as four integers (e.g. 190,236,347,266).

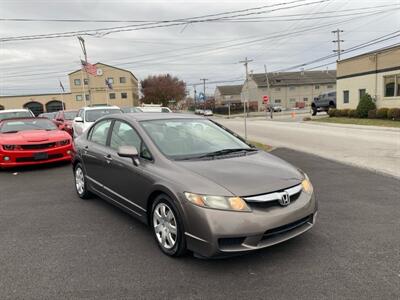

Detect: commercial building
336,45,400,109
0,63,139,115
214,84,243,107
243,70,336,111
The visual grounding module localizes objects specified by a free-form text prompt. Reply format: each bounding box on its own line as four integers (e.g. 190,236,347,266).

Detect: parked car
0,109,35,121
72,106,122,138
54,110,78,136
121,107,142,113
266,105,283,112
0,117,73,168
195,109,204,115
72,113,316,258
138,106,172,113
311,91,336,115
203,109,213,116
38,112,57,120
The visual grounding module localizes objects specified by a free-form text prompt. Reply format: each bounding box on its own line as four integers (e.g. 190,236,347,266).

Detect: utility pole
200,78,208,108
77,36,91,106
193,85,197,110
332,29,344,60
239,57,253,140
264,64,272,119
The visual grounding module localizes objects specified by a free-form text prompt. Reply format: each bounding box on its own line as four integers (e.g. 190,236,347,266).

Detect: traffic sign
263,95,269,104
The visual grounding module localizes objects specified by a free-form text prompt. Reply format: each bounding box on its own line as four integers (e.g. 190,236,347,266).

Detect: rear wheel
151,195,186,257
74,163,91,199
312,107,317,116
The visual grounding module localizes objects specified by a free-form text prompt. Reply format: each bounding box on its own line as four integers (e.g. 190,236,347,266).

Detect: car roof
81,106,120,111
0,109,31,113
119,113,204,122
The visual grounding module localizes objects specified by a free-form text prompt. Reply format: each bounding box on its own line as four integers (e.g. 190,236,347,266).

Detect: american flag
81,60,97,76
105,78,113,90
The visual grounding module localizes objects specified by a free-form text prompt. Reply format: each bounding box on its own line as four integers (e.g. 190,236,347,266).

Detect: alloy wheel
153,202,178,250
75,167,85,195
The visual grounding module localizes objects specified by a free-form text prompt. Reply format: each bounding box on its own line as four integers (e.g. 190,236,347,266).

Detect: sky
0,0,399,97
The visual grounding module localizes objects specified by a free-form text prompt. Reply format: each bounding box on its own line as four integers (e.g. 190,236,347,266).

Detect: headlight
3,145,16,151
184,192,251,212
56,139,70,146
301,174,313,194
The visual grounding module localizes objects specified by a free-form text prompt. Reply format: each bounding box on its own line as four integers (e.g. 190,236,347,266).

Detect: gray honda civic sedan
72,113,317,258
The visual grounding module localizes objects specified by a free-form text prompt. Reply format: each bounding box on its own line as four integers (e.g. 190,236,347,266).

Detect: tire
151,195,187,257
74,163,92,199
312,107,317,116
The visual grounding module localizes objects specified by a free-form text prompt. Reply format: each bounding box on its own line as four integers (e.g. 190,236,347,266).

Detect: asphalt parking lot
0,148,399,299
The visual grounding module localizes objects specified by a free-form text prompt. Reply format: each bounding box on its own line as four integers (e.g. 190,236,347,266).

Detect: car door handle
104,154,113,163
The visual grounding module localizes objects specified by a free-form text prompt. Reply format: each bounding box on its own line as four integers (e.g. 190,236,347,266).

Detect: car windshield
0,111,32,121
85,109,122,122
140,118,251,160
64,111,78,120
0,118,58,133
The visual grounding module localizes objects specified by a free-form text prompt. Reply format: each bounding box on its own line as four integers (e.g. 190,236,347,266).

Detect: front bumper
181,191,317,258
0,145,73,168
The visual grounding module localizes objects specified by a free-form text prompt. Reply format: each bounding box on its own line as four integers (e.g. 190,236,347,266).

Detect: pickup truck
311,91,336,115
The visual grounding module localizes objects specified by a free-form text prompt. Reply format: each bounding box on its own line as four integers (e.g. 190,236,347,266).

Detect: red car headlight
56,140,70,146
3,145,16,151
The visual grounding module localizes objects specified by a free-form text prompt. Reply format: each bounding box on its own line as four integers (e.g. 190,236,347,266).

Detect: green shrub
356,93,376,118
368,109,377,119
328,108,336,117
376,108,389,119
387,108,400,120
348,109,358,118
341,109,350,117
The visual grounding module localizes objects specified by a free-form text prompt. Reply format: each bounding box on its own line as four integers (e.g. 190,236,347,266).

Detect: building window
109,93,116,99
76,95,83,101
107,78,114,84
85,94,90,101
315,85,320,89
84,79,89,85
289,86,296,90
384,75,400,97
74,79,81,86
275,87,281,91
327,85,333,89
359,89,366,99
289,98,295,102
120,77,126,84
274,99,281,103
343,90,349,104
121,92,127,99
303,97,308,101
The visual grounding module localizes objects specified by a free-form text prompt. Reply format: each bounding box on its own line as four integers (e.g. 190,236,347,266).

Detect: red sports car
54,110,78,136
0,117,73,168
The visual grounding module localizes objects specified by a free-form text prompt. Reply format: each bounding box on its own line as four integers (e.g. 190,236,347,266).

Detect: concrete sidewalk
216,118,400,178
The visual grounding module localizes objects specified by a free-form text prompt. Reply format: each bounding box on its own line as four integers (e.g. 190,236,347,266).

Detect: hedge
376,108,389,119
348,109,358,118
387,108,400,120
368,109,377,119
325,108,399,120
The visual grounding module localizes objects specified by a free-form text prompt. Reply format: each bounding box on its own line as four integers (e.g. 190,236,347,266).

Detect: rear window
64,111,78,120
0,111,33,121
0,119,57,133
85,109,122,122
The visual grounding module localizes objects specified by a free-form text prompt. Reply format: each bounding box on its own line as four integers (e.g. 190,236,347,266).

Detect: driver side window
89,120,112,146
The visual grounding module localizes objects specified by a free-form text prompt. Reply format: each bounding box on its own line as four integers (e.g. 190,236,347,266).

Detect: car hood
0,130,70,144
175,151,303,196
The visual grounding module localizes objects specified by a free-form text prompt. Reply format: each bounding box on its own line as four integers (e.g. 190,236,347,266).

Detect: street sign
263,95,269,104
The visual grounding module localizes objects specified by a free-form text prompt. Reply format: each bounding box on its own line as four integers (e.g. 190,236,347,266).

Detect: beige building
243,70,336,111
336,45,400,109
214,85,243,107
0,62,139,115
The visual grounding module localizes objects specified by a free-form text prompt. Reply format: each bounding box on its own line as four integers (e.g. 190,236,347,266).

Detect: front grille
261,214,313,241
16,153,63,162
21,142,56,150
247,190,301,209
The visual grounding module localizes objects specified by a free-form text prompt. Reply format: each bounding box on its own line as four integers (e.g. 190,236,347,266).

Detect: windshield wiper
195,148,257,159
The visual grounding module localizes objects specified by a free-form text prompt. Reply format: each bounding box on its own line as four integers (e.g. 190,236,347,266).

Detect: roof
81,105,121,111
250,70,337,87
123,112,203,122
338,44,400,63
216,85,243,95
0,92,71,98
68,62,138,81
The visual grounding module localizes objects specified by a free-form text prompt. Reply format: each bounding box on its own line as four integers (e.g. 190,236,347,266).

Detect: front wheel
151,195,186,257
311,107,317,116
74,163,92,199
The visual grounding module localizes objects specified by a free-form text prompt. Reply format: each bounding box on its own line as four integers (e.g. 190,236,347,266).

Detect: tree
141,74,186,106
356,93,376,118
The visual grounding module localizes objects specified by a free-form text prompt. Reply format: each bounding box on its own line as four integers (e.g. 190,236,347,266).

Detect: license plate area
34,152,48,160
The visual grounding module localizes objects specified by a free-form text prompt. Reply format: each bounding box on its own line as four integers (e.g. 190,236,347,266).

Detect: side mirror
74,117,83,123
118,145,140,166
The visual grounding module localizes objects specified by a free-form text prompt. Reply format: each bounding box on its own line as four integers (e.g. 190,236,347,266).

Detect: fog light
67,150,71,155
3,156,10,161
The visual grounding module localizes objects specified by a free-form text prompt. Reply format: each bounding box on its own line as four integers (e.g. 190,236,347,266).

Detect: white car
203,109,213,116
0,109,35,121
138,106,172,113
72,106,122,138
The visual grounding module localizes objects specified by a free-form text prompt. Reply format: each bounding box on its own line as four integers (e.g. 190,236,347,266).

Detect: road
216,117,400,178
1,150,399,299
